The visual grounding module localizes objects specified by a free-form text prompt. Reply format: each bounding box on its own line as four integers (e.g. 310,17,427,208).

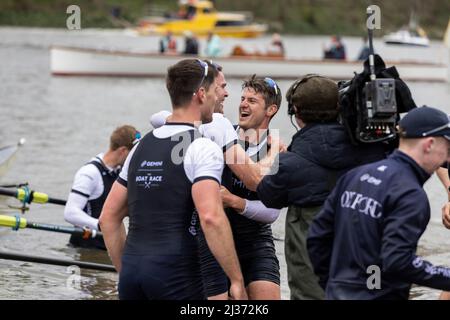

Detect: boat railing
143,4,169,18
231,10,254,21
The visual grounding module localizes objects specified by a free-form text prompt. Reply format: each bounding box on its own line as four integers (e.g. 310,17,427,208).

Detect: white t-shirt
149,111,238,150
64,154,117,231
119,125,224,185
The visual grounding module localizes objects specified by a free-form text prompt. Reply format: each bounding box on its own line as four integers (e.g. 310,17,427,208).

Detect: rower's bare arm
436,167,450,201
192,179,247,300
225,143,280,192
99,181,128,273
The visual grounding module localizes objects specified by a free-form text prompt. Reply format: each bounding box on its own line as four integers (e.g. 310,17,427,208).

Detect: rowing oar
0,186,66,206
0,214,102,240
0,251,116,272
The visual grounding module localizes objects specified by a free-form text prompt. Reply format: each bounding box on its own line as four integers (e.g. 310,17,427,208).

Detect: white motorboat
384,28,430,47
50,46,448,82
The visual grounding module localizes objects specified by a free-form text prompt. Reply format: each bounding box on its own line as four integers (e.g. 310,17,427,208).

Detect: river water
0,27,449,300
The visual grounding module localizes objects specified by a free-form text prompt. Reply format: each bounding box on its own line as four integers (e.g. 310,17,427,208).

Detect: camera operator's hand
441,202,450,229
267,134,287,153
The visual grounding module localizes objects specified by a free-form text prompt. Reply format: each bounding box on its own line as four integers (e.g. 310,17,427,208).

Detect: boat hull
50,46,449,83
0,141,23,177
135,24,267,38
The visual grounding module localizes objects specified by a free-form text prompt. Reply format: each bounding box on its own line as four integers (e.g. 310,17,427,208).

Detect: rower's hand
442,202,450,229
149,110,172,129
228,281,248,300
82,227,97,239
219,186,234,208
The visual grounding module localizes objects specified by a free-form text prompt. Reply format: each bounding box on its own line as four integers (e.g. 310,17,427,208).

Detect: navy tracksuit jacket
308,150,450,299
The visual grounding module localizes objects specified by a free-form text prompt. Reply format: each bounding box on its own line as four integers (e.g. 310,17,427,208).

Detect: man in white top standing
64,125,138,250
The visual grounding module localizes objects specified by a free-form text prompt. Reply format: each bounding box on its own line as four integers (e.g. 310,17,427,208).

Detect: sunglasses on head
193,59,209,95
207,60,222,72
264,77,279,96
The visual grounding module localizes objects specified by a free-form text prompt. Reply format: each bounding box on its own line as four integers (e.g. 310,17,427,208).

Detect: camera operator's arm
225,143,280,192
256,152,294,209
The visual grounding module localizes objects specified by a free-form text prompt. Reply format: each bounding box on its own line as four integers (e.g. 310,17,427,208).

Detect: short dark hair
286,75,338,123
166,59,218,107
241,75,282,117
110,125,138,151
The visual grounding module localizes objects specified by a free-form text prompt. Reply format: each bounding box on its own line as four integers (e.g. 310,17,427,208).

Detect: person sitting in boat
159,31,177,54
267,33,285,57
64,125,139,250
182,30,199,55
204,31,221,57
323,35,346,60
357,36,371,61
177,0,197,19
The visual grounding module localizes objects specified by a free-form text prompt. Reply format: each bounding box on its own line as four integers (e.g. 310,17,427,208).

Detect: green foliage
0,0,448,38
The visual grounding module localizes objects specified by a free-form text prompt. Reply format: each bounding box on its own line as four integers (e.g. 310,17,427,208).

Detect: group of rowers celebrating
63,58,450,300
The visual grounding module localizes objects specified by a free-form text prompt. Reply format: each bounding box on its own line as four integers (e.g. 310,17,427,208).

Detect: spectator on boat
99,59,248,300
323,35,346,60
182,30,199,55
64,125,139,250
159,31,177,54
256,75,386,300
186,3,196,19
308,106,450,299
357,36,371,61
204,32,221,57
177,0,197,19
267,33,285,57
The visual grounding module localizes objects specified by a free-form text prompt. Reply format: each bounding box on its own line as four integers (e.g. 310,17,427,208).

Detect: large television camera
338,8,415,146
339,72,397,144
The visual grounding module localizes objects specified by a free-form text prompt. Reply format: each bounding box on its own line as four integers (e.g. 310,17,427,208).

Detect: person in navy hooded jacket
308,106,450,300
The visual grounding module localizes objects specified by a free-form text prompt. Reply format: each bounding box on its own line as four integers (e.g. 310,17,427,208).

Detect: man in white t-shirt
64,125,138,250
99,59,247,300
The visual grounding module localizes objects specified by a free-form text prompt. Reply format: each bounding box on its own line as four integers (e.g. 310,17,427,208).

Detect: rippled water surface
1,27,449,300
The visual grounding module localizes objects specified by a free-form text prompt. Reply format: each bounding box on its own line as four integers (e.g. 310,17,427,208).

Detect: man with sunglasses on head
99,59,247,300
308,106,450,299
199,75,282,300
256,75,386,300
150,61,280,191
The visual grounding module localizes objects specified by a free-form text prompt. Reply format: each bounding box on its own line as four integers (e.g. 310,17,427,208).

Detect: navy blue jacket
257,123,386,209
308,150,450,299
